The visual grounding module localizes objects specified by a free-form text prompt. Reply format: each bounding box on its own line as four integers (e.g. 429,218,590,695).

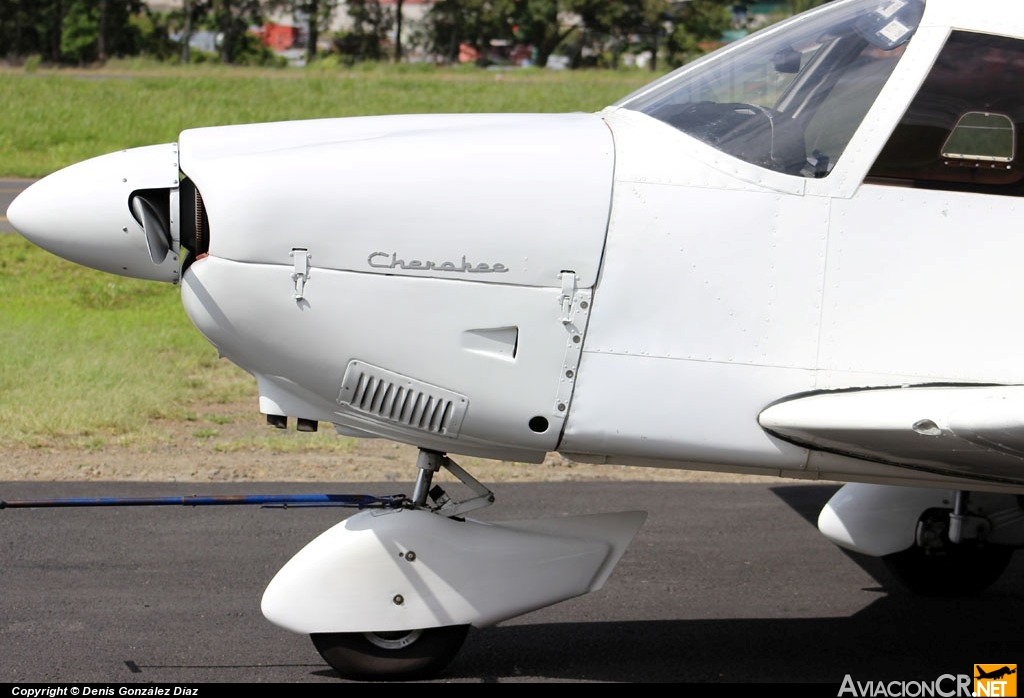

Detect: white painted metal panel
591,109,829,368
559,109,826,470
560,353,811,471
922,0,1024,37
821,185,1024,384
603,108,806,195
178,113,614,289
181,256,580,461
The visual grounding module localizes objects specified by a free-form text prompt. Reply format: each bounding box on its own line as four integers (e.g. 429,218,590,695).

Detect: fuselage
10,0,1024,493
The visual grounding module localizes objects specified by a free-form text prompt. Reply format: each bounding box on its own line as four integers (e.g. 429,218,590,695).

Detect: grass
0,234,379,453
0,60,659,177
0,234,253,449
0,62,663,451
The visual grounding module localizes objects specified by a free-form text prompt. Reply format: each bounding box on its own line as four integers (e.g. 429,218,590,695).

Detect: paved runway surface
1,179,32,232
2,480,1021,685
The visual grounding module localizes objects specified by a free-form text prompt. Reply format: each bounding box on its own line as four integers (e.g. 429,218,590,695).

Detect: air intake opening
179,176,210,272
338,361,468,437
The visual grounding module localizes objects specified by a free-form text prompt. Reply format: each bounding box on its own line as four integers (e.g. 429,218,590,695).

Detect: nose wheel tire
311,624,471,681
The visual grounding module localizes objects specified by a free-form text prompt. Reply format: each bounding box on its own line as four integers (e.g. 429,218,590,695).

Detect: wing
760,385,1024,487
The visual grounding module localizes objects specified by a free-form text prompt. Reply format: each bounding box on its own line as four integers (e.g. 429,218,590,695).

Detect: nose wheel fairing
261,506,647,633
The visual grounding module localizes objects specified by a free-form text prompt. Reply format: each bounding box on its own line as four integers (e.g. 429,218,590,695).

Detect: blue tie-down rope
0,492,409,509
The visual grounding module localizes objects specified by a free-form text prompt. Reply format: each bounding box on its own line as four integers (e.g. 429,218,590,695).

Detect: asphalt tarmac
2,480,1021,685
1,179,31,232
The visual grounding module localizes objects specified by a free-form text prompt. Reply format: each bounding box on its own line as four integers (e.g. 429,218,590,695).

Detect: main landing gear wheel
882,543,1013,597
882,504,1015,598
311,625,471,681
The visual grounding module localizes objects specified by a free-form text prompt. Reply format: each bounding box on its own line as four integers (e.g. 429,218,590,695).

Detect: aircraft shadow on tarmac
411,485,1024,683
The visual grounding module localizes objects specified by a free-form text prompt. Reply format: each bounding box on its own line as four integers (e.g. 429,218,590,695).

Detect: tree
334,0,394,64
425,0,516,65
393,0,404,61
205,0,264,64
663,0,732,68
50,0,64,62
179,0,193,63
0,0,57,62
507,0,575,69
61,0,96,64
568,0,665,69
55,0,144,65
289,0,339,64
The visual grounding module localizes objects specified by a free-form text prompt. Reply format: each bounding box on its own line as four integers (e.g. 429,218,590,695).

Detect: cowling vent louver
337,360,468,437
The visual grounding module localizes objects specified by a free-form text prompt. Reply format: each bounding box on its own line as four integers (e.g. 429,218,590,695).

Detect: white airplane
8,0,1024,681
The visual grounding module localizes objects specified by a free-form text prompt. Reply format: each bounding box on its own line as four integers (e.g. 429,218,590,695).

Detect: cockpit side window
867,31,1024,194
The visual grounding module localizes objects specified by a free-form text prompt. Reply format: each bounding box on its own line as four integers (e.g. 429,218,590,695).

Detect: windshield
616,0,925,177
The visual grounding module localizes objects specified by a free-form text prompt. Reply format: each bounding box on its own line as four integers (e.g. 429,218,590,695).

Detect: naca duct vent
337,360,468,437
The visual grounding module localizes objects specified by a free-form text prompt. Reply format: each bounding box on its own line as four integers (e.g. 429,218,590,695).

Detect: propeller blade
130,192,172,264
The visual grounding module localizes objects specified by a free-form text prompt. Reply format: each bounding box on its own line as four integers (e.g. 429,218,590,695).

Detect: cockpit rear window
867,30,1024,194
